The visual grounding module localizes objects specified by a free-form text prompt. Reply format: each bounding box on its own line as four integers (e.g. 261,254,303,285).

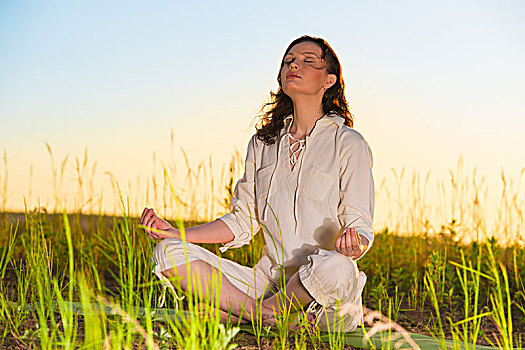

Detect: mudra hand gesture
139,207,177,240
335,227,368,260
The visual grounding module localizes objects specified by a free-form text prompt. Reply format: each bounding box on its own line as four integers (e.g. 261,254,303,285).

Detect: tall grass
5,144,523,250
1,209,524,348
0,199,245,348
0,143,524,348
379,157,525,247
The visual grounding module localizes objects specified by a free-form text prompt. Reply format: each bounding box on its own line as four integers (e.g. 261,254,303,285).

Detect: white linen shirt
217,112,375,281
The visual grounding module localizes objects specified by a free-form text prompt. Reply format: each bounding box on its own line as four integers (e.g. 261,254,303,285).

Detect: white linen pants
153,238,366,332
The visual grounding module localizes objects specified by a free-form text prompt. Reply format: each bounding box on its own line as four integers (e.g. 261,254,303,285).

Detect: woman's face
280,41,336,99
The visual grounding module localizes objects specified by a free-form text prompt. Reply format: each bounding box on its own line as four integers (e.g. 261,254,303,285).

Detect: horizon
1,1,524,244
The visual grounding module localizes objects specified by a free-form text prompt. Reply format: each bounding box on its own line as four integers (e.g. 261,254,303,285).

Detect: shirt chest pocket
303,165,338,202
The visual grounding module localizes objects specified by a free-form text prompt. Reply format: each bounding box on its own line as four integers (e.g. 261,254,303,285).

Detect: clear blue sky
1,0,524,217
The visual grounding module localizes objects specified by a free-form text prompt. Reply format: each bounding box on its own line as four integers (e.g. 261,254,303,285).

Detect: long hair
255,35,353,145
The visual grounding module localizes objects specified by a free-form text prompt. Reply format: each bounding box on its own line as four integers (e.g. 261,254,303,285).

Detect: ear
325,74,337,90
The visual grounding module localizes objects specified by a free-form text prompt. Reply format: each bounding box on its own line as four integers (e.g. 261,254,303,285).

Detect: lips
286,72,301,79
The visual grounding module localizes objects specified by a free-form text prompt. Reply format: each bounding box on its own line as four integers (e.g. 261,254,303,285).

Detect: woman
140,35,374,332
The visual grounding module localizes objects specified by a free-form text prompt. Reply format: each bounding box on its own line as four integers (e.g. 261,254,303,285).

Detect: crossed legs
161,260,315,325
261,272,313,314
161,260,274,324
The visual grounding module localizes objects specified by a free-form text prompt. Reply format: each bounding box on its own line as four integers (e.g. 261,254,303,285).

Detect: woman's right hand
139,207,178,240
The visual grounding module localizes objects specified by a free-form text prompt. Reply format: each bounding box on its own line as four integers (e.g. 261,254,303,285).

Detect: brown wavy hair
255,35,353,145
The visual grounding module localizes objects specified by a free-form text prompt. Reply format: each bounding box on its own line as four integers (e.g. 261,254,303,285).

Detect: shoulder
246,133,263,149
246,133,267,157
327,112,369,148
250,133,261,150
250,132,279,150
337,126,373,166
337,125,369,149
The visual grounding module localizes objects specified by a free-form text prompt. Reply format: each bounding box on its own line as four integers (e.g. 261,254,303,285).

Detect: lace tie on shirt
288,133,306,168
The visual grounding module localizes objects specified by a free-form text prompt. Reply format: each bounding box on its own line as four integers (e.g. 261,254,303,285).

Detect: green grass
0,146,524,348
0,209,524,349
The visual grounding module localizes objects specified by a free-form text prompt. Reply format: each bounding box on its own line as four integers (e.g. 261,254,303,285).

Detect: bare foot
241,305,277,326
261,309,277,327
287,312,318,331
194,302,248,324
307,312,316,324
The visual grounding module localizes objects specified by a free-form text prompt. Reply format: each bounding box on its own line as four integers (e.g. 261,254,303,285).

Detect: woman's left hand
336,227,368,260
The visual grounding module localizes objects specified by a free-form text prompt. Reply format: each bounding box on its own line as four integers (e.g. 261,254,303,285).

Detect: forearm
169,219,234,244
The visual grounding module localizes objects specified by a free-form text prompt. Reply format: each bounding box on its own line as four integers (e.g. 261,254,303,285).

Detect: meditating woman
140,35,374,332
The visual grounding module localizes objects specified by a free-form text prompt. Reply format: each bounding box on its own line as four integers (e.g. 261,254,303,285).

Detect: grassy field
0,148,524,349
0,208,524,349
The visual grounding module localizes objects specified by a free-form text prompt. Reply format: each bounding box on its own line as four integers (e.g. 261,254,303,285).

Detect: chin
283,87,315,98
283,84,305,95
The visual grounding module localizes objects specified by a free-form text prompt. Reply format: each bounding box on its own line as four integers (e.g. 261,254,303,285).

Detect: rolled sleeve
217,135,260,252
337,132,375,259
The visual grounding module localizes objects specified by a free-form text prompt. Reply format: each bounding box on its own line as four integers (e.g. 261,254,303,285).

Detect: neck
289,95,324,138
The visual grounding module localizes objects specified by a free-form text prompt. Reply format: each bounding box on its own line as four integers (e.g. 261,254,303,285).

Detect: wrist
168,227,180,239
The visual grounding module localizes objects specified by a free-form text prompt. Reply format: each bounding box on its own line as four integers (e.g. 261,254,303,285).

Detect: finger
148,223,159,239
150,211,161,229
347,230,355,256
336,231,343,254
149,215,158,231
142,208,153,223
140,207,149,224
350,228,362,258
145,215,156,235
150,217,163,236
347,232,356,257
340,231,349,256
151,221,159,238
350,228,359,248
353,227,360,243
143,208,154,225
140,208,153,227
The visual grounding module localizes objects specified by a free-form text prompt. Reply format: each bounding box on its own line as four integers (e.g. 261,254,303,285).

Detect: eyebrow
284,51,321,57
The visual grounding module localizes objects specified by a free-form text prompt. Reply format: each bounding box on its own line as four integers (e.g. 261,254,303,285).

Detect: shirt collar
282,112,345,137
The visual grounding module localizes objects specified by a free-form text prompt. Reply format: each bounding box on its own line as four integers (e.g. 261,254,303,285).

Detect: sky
0,1,524,234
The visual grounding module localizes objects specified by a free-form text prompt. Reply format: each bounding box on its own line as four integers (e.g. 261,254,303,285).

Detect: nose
288,60,299,70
